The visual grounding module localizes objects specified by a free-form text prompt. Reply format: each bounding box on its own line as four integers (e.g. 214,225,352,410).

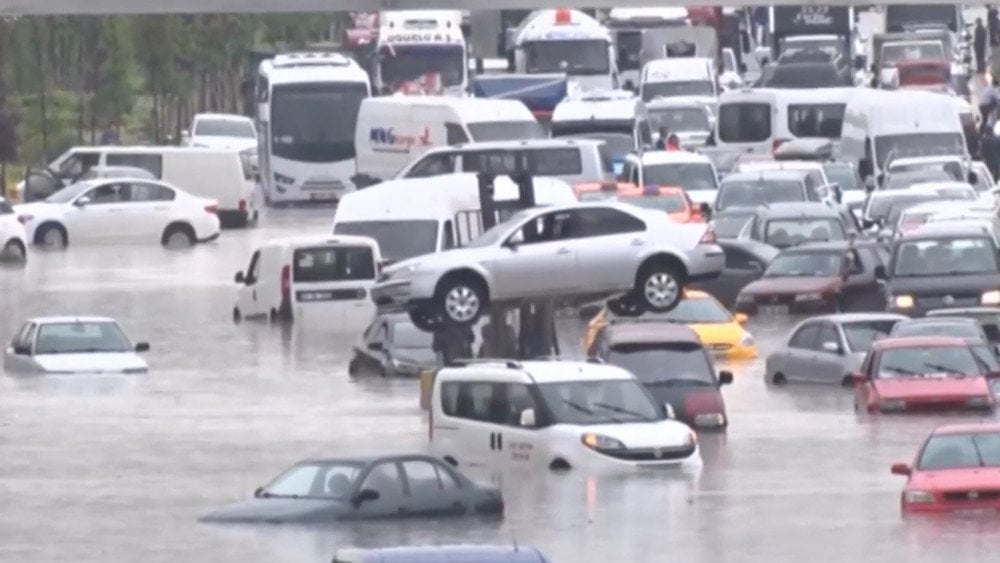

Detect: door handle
631,238,645,246
489,432,496,450
556,248,571,255
496,433,503,451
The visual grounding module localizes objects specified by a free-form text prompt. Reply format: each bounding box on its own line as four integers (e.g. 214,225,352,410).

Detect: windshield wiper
593,401,653,421
563,399,595,415
971,436,988,468
923,362,967,376
883,365,919,376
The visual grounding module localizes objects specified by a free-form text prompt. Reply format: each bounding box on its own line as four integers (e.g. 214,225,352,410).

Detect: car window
374,322,389,343
573,207,645,237
816,323,841,351
11,322,33,349
842,320,898,353
85,183,127,204
245,251,261,285
0,200,12,214
502,383,537,427
445,123,470,145
401,460,448,497
105,153,163,178
58,151,101,178
789,323,821,349
724,247,763,271
409,154,457,178
442,221,456,250
507,210,575,245
533,148,583,176
359,462,405,498
264,462,362,498
293,246,376,282
442,381,502,423
126,182,175,202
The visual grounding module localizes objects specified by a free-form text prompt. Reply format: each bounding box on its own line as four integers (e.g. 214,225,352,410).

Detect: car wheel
348,358,360,376
162,224,195,248
36,223,67,249
636,260,684,313
435,275,487,326
772,372,787,385
1,239,26,262
409,308,445,332
606,294,643,317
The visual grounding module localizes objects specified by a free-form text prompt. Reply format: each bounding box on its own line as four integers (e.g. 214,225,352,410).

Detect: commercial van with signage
353,96,546,185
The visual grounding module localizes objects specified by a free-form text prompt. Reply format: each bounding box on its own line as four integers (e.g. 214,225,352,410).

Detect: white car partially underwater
3,317,150,375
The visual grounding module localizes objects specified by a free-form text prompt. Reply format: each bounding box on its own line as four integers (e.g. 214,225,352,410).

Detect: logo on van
370,127,432,152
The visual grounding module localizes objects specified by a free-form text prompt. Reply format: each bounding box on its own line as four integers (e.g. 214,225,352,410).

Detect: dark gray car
199,454,503,524
737,202,853,249
350,313,437,377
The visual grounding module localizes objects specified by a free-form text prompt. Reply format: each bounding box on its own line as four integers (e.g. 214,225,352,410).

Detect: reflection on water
2,208,1000,562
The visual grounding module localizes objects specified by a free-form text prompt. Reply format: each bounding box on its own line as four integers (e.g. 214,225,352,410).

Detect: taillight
279,265,291,316
698,226,717,245
204,204,218,214
238,199,247,212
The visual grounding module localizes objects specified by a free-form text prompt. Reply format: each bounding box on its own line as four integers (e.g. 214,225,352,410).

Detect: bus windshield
271,82,368,163
523,39,611,75
379,44,466,90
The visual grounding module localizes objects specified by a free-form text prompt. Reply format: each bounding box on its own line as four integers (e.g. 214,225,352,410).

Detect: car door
781,322,822,382
122,182,176,241
812,321,849,384
840,247,885,310
437,379,504,468
494,382,540,467
570,207,648,291
352,461,407,519
398,459,468,517
853,352,877,409
64,182,131,243
237,250,265,318
490,210,579,299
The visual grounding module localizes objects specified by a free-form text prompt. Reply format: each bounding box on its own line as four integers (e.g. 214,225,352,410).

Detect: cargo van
639,57,718,112
353,96,546,186
550,90,651,175
232,234,380,325
331,174,577,264
22,146,257,228
394,138,616,186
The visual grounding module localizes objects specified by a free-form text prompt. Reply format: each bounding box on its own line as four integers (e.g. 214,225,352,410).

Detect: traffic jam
4,4,1000,563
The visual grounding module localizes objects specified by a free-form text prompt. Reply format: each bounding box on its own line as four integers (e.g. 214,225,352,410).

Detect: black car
350,313,437,377
199,454,503,525
881,224,1000,317
890,317,1000,371
691,238,779,308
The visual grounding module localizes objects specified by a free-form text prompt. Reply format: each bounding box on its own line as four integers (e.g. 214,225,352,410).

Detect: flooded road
2,207,999,563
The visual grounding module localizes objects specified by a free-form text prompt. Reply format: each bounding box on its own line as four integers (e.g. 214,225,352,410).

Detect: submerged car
892,424,1000,515
736,202,851,249
851,337,999,414
890,317,1000,371
199,454,503,524
3,316,149,374
691,238,778,308
0,197,27,262
766,313,907,385
350,313,437,377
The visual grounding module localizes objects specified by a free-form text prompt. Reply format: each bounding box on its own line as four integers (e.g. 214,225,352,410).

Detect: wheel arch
33,221,67,246
162,221,196,244
434,267,492,302
636,251,689,284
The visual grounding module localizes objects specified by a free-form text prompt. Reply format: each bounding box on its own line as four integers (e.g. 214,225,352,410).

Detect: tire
771,372,787,385
434,275,487,326
607,294,643,317
162,224,195,248
635,260,685,313
35,223,67,249
1,239,26,262
409,308,445,332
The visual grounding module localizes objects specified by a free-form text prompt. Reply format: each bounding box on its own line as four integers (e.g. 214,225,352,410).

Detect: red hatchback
892,424,1000,515
851,337,999,413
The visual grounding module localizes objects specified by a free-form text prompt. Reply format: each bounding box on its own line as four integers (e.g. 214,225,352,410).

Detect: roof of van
258,234,380,250
360,96,535,123
67,145,249,156
719,86,859,104
440,360,635,384
552,92,645,121
636,151,713,165
333,174,577,222
334,545,546,563
261,53,370,86
427,138,605,153
642,58,714,81
515,9,610,44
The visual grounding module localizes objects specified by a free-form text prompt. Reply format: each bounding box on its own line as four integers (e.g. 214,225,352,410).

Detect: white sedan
3,316,149,374
0,197,27,261
14,178,221,248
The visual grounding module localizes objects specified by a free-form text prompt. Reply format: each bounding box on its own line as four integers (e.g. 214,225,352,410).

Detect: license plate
309,192,335,200
758,305,789,315
954,507,997,517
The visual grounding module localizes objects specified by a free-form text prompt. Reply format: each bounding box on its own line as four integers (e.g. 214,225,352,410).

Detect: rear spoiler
472,73,568,122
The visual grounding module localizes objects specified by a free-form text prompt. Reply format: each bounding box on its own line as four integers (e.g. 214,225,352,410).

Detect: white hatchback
3,316,149,375
0,197,27,261
14,179,221,248
430,360,701,473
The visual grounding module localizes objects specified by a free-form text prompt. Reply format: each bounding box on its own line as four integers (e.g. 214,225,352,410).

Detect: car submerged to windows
3,317,150,375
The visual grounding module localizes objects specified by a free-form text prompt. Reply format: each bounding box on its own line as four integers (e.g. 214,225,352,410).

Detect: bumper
903,500,1000,515
371,280,419,310
737,297,837,315
572,444,702,471
685,246,725,281
720,344,757,360
217,209,251,228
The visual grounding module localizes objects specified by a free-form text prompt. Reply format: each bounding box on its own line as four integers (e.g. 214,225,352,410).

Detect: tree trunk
31,19,49,160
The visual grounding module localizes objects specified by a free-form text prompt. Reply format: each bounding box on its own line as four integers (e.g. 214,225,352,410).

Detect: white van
619,151,721,206
353,96,546,185
840,89,968,182
639,57,718,112
429,359,701,472
331,174,577,264
550,90,651,175
394,139,615,187
31,146,257,228
714,87,857,157
232,234,380,325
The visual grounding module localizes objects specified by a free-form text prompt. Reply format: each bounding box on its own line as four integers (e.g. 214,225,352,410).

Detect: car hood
740,276,840,296
873,376,991,400
33,353,148,374
199,497,344,523
910,467,1000,491
576,419,693,448
887,273,1000,296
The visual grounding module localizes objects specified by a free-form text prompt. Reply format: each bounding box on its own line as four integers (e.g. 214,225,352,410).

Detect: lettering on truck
509,441,533,462
369,126,432,153
385,32,449,43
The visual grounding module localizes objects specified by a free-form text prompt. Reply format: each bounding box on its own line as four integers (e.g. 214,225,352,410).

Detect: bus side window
446,123,470,145
442,220,456,250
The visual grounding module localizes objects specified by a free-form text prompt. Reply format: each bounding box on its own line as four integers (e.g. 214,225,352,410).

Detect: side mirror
821,341,842,354
234,271,245,284
874,265,887,280
699,202,713,220
734,313,748,325
890,463,911,476
353,488,380,506
12,345,30,356
74,196,91,207
969,171,980,186
134,342,150,353
367,341,384,352
519,408,536,427
718,370,734,386
851,372,867,385
504,235,522,250
663,403,676,419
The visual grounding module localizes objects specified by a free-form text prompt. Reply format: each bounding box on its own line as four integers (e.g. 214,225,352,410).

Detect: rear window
718,103,771,143
292,246,376,282
787,103,845,138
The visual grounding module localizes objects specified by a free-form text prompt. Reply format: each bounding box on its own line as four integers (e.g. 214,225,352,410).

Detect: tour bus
511,9,618,92
374,10,468,96
256,52,371,205
550,90,651,175
713,87,858,157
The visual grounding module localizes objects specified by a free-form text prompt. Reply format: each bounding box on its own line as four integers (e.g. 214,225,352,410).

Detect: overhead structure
0,0,983,17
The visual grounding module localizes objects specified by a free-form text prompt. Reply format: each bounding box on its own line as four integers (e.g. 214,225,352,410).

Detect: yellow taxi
583,290,757,360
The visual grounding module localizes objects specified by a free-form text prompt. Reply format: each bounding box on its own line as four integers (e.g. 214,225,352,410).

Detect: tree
92,17,136,136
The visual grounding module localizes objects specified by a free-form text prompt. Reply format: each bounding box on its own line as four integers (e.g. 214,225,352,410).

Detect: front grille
301,179,345,192
915,294,980,309
601,444,696,461
944,490,1000,502
902,400,975,412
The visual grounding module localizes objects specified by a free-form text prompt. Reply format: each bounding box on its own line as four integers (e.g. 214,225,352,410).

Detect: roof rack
446,358,522,369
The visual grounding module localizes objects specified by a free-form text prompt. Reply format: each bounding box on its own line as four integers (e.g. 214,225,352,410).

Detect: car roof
904,222,994,239
902,200,989,215
872,336,969,350
645,98,712,111
932,423,1000,435
433,138,603,152
738,160,824,172
808,312,909,324
928,307,1000,316
722,170,809,182
27,316,117,324
440,360,636,384
603,321,701,345
908,181,975,191
757,202,841,219
638,151,713,165
262,234,379,249
297,453,441,466
896,317,980,327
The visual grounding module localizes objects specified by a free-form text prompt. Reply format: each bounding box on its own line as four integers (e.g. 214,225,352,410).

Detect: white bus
511,9,618,93
257,52,371,205
375,10,468,96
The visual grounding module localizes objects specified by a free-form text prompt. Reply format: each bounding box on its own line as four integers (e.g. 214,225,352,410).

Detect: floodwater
2,207,999,563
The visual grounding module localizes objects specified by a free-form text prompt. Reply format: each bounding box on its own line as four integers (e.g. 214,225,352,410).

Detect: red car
851,336,999,413
892,423,1000,514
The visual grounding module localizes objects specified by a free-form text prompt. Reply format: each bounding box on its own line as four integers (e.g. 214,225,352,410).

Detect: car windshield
717,180,805,210
194,119,256,138
658,296,733,323
643,163,717,192
648,107,711,133
764,218,846,247
642,80,715,101
823,163,861,191
787,103,845,138
842,320,899,353
333,220,438,264
467,121,547,142
523,39,611,75
866,194,936,221
619,193,686,213
883,169,954,190
34,321,132,354
764,251,841,277
878,346,982,378
874,133,965,168
918,433,1000,470
892,238,1000,277
894,322,983,340
45,182,94,204
391,322,434,348
607,343,716,386
779,37,843,58
262,461,363,499
537,379,662,424
882,42,945,67
712,212,755,238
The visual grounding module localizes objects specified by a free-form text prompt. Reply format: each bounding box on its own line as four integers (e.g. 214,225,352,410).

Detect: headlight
581,433,626,451
683,431,697,445
274,172,295,184
967,395,993,408
983,290,1000,305
880,399,906,412
795,292,824,302
904,490,935,504
739,334,755,347
694,413,726,428
893,295,915,309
